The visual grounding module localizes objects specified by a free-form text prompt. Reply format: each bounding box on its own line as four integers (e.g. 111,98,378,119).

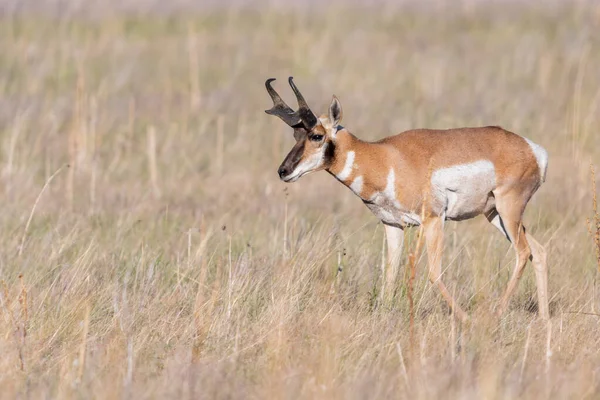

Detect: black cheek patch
323,140,335,166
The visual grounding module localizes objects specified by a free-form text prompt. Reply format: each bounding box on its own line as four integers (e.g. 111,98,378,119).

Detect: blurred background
0,0,599,398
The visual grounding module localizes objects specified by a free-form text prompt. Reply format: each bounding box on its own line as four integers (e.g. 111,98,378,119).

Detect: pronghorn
265,77,549,321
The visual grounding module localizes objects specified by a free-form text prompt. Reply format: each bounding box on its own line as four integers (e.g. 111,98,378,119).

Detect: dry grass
1,1,600,398
588,165,600,275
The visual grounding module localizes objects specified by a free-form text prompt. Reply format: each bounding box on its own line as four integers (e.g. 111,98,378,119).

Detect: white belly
431,160,497,220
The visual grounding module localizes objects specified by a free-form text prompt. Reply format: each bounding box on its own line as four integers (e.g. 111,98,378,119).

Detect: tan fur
328,126,542,217
273,97,549,322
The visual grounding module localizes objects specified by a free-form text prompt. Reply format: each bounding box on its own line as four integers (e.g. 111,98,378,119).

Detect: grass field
1,1,600,398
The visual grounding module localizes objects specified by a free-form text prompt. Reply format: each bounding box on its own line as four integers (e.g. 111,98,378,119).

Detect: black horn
264,78,303,127
288,77,318,129
264,77,318,130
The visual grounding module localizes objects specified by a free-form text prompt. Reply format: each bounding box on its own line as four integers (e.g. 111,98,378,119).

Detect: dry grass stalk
587,164,600,273
146,125,161,199
77,303,90,382
227,233,233,320
215,115,225,177
519,323,532,387
89,96,98,213
1,277,29,372
4,112,25,197
187,22,201,111
283,188,289,259
66,71,86,211
18,164,68,257
545,320,553,379
407,220,424,358
127,97,136,157
396,342,410,390
570,45,589,157
17,275,28,372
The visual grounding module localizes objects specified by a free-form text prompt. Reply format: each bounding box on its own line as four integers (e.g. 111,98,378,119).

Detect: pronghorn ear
329,95,343,128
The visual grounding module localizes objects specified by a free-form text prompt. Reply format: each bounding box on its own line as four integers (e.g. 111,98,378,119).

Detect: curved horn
288,77,318,129
264,78,302,127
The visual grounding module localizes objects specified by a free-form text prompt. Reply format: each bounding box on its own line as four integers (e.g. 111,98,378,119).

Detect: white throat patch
349,175,363,195
336,151,355,181
384,168,400,207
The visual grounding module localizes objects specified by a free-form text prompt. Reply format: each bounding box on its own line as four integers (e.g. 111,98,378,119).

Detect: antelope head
265,77,343,182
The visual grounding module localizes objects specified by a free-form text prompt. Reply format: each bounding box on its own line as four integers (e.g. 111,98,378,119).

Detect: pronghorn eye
310,135,324,142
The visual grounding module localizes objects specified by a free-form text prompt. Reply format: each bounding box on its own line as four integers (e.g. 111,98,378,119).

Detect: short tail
538,146,548,183
524,137,548,183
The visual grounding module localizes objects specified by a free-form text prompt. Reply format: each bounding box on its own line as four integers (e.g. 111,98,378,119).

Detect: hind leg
525,233,549,319
487,193,531,317
486,205,549,320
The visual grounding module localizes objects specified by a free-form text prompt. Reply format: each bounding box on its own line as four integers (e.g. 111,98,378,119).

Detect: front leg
423,216,468,322
383,224,404,299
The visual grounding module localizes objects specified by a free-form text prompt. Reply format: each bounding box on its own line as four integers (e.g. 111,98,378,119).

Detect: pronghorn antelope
265,77,549,321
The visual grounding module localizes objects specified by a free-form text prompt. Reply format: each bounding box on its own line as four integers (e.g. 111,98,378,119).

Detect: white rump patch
431,160,496,220
350,175,363,195
336,151,355,181
523,137,548,182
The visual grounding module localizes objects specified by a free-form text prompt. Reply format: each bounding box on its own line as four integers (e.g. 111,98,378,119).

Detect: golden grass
1,1,600,398
588,165,600,275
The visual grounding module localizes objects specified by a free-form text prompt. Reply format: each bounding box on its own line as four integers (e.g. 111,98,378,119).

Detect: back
378,126,545,187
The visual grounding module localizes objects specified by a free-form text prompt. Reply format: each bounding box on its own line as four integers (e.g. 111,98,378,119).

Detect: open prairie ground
1,1,600,398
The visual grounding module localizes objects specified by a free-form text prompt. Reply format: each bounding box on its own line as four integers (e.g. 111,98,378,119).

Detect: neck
326,129,374,197
327,129,360,175
326,129,396,202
